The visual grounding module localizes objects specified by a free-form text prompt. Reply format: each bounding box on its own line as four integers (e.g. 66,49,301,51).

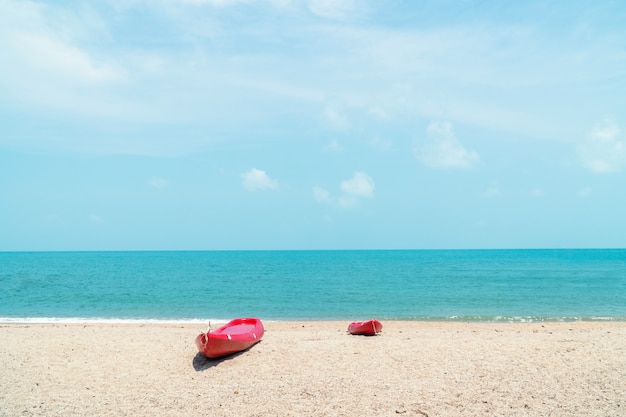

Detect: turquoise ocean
1,249,625,323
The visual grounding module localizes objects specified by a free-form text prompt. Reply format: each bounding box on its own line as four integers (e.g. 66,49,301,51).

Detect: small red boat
195,317,264,359
348,319,383,336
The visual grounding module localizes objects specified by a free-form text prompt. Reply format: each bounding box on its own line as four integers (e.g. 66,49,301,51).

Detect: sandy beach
1,321,625,416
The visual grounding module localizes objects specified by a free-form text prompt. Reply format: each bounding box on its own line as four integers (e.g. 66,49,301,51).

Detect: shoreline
2,316,625,325
2,321,625,416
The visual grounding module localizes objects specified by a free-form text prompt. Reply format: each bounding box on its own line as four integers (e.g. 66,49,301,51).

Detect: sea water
1,249,625,323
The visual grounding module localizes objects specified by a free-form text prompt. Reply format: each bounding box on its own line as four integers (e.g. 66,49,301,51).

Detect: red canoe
348,319,383,336
195,318,264,359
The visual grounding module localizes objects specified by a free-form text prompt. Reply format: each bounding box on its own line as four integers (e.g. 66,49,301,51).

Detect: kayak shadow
192,351,244,370
192,342,261,371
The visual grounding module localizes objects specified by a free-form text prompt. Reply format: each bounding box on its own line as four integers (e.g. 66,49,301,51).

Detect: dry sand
1,321,625,416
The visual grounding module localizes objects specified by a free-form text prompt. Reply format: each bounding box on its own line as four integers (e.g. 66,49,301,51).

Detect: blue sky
1,0,625,251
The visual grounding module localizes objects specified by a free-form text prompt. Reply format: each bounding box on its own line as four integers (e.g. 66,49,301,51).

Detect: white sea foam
0,317,228,325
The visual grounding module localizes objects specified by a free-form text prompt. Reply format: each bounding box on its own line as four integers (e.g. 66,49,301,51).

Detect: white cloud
340,171,375,198
414,121,480,169
15,33,123,84
313,171,375,208
578,119,625,173
241,168,278,191
0,0,136,127
0,2,124,86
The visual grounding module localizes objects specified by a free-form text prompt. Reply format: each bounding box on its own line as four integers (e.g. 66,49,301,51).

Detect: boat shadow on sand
192,343,261,371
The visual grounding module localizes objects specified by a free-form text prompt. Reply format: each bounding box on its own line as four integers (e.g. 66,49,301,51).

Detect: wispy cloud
0,2,126,102
483,181,500,198
241,168,278,191
324,102,351,130
340,171,374,198
314,171,374,208
313,186,332,204
15,33,123,83
578,119,625,173
1,0,624,162
307,0,361,20
414,121,480,169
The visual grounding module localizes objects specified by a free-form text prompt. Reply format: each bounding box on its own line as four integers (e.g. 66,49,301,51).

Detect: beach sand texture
1,321,625,416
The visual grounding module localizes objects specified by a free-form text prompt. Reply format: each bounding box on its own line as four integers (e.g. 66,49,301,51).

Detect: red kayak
195,318,264,359
348,319,383,336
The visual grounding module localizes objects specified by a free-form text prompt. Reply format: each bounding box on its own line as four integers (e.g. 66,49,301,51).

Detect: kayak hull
348,319,383,336
195,317,264,359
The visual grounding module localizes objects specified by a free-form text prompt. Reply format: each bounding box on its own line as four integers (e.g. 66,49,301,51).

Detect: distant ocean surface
1,249,625,323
